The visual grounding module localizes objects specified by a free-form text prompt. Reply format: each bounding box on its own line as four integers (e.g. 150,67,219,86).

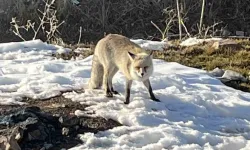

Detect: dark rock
0,102,121,150
59,115,80,127
0,106,40,127
43,143,53,150
79,117,122,133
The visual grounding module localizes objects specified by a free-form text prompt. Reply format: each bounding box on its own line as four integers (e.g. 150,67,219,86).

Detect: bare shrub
10,0,64,43
151,7,178,40
0,0,249,43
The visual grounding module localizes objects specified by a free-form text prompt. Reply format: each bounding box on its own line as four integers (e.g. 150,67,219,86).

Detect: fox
88,34,160,104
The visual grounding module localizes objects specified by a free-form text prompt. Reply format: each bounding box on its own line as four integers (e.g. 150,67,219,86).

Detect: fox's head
128,51,154,81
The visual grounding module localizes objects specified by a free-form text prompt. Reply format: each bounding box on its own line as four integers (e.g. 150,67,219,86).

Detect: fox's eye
135,67,140,70
144,66,148,70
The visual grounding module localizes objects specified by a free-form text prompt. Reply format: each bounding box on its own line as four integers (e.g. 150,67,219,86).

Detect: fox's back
95,34,146,67
95,34,145,55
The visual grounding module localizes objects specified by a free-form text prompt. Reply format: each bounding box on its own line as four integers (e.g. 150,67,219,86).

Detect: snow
1,40,250,149
0,40,88,105
67,60,250,150
180,37,222,47
131,39,168,50
56,47,71,54
0,39,56,53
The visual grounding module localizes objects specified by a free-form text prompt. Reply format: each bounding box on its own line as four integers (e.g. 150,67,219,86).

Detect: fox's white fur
88,34,159,104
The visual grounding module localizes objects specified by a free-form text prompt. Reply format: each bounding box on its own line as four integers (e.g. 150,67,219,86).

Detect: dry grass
154,39,250,92
52,43,95,60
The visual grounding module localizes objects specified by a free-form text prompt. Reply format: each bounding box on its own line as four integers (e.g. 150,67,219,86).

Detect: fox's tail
88,55,103,89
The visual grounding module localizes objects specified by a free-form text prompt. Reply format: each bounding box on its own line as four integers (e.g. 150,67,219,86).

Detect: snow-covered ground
131,39,168,50
0,40,77,105
180,37,222,47
1,40,250,149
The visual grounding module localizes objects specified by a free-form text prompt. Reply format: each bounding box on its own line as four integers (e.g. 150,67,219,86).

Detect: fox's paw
105,92,113,98
151,97,160,102
124,101,129,104
112,90,120,95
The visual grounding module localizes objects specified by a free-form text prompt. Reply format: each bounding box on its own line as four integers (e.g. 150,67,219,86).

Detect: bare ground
0,91,121,150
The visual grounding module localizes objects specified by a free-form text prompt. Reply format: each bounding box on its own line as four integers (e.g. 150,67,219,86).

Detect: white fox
88,34,159,104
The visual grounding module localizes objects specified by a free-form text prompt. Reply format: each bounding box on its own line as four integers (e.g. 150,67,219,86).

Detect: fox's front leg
143,79,160,102
124,80,132,104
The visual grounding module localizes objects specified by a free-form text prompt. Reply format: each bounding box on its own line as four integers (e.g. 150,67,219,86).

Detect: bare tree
176,0,182,40
199,0,205,35
10,0,64,43
151,7,177,40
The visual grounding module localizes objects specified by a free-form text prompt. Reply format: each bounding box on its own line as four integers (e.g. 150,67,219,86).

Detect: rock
209,68,248,83
74,125,80,131
8,127,22,150
0,127,22,150
0,105,120,149
0,106,41,127
19,117,49,142
43,143,53,149
209,67,225,77
62,127,70,136
212,39,242,50
0,107,56,149
59,115,80,127
79,117,121,132
28,129,43,141
61,125,80,136
0,135,8,150
219,70,248,83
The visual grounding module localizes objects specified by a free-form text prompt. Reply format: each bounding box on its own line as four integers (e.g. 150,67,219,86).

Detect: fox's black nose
141,73,144,76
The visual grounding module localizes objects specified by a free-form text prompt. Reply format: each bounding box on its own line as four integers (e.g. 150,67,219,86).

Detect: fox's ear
128,51,136,59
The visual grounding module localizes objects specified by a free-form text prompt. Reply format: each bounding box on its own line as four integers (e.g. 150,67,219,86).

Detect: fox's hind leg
103,65,119,97
103,67,113,97
109,67,119,94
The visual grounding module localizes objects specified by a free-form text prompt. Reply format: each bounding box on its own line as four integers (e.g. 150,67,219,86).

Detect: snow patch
180,37,222,47
131,39,168,50
0,40,84,105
